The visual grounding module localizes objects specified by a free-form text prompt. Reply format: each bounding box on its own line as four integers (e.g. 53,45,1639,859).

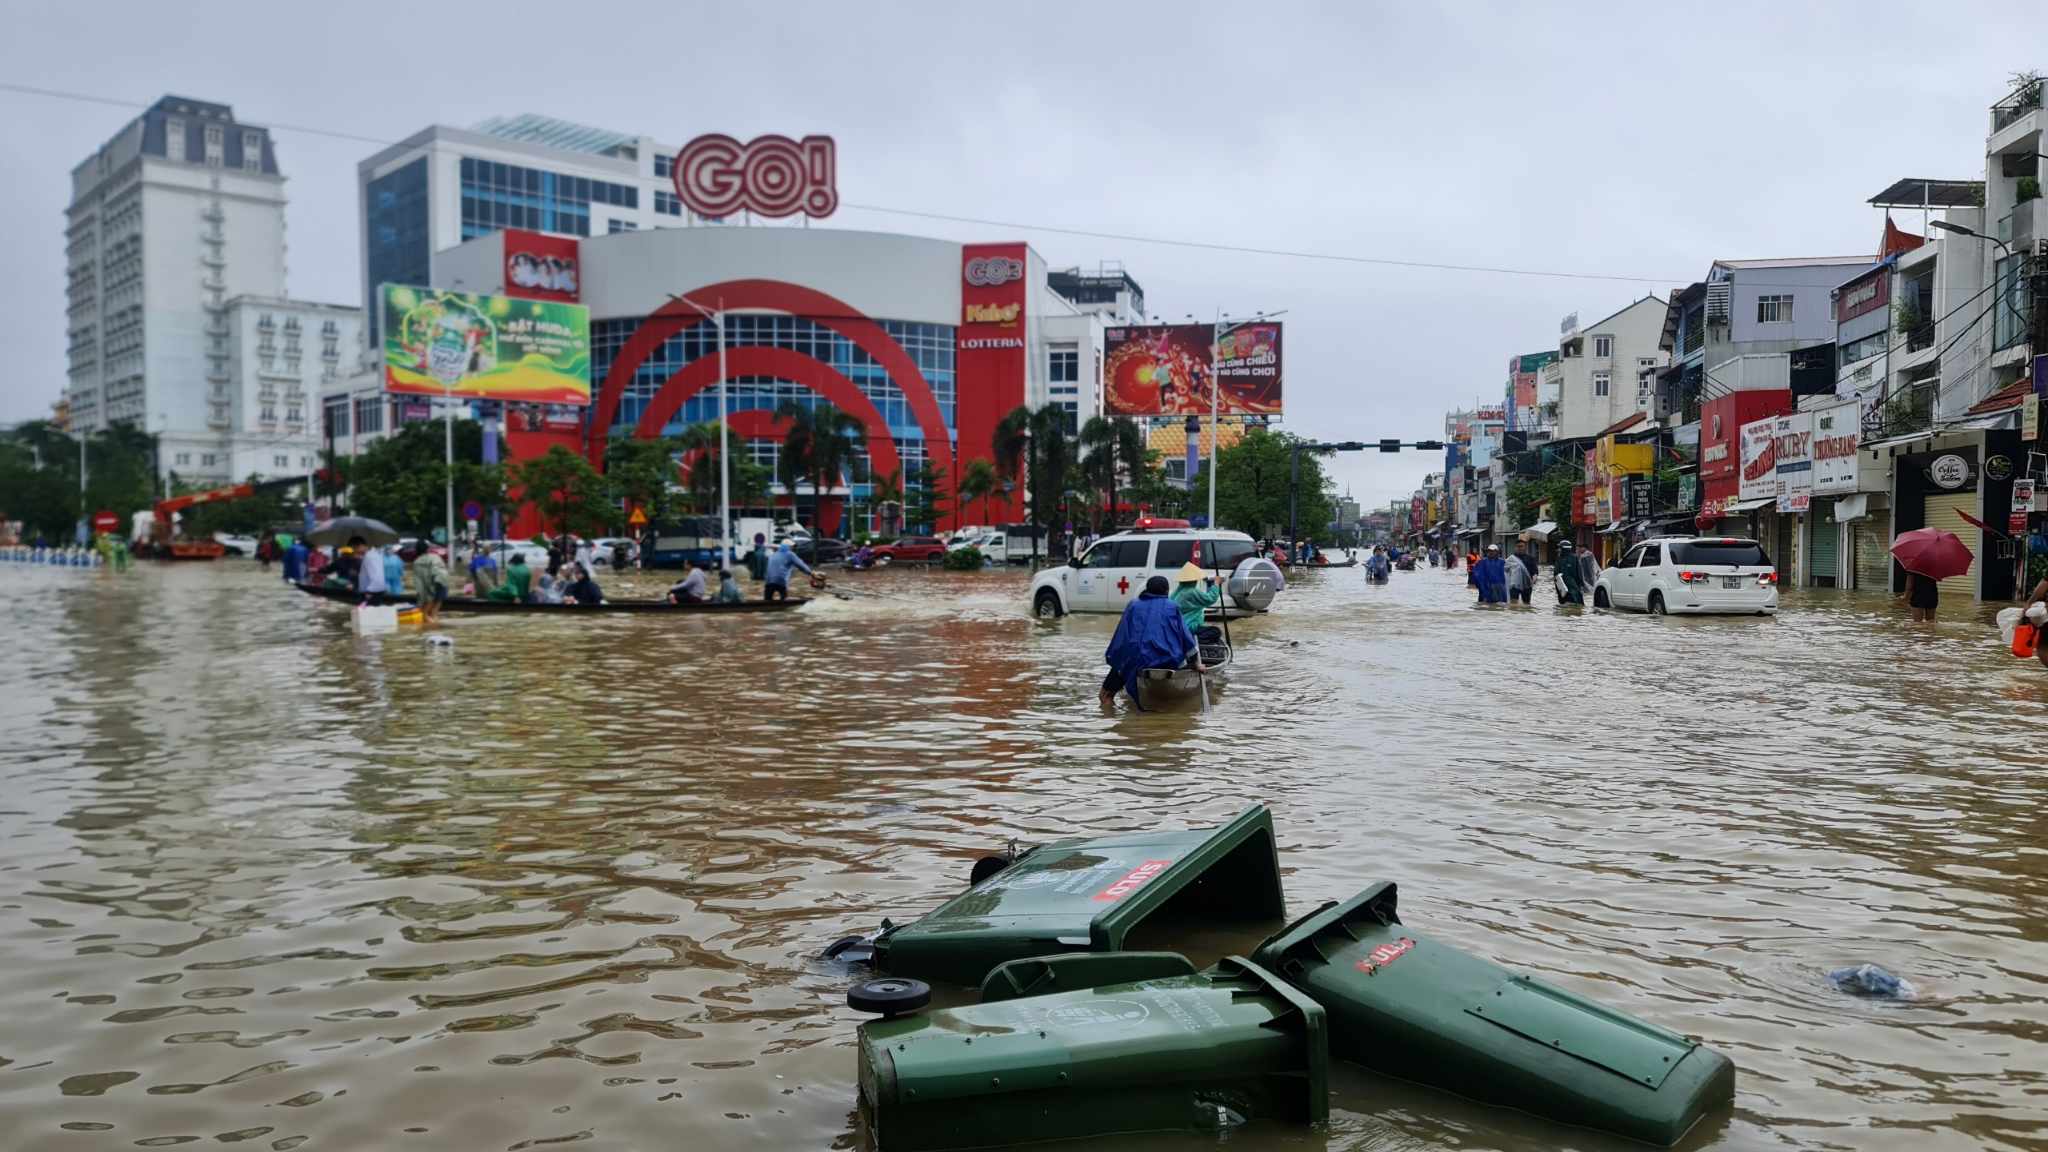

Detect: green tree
1506,462,1579,538
1080,416,1149,532
906,463,947,534
957,457,998,525
732,454,772,515
775,401,862,537
607,434,686,524
993,404,1075,562
1188,428,1333,540
346,420,503,531
511,445,609,537
0,426,81,541
868,465,904,537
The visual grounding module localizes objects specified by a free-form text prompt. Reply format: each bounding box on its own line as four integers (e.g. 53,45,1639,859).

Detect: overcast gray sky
2,1,2035,508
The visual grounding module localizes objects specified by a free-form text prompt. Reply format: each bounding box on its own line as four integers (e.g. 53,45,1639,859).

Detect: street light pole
666,293,733,569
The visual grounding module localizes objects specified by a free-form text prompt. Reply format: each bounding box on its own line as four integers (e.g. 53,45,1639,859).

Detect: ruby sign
672,134,837,219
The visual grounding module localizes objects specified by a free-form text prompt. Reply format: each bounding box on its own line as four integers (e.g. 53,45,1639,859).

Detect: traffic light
1414,439,1445,451
1378,439,1401,453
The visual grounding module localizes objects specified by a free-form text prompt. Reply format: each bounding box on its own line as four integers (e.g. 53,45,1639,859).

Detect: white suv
1028,523,1281,617
1594,536,1778,615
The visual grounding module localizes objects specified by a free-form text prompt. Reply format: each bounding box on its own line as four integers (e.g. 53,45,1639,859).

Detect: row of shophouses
1394,75,2048,604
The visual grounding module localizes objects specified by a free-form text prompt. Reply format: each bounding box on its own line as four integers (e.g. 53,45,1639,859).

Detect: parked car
1027,520,1273,617
869,535,950,565
1594,536,1778,615
795,536,850,564
589,537,639,566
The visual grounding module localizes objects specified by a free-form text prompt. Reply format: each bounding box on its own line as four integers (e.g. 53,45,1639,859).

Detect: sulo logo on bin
1092,859,1172,903
1356,937,1415,974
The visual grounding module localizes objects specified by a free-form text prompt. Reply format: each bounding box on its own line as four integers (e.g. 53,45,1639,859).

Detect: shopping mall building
329,115,1146,533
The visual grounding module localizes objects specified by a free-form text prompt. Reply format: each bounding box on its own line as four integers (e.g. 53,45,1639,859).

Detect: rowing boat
1135,639,1232,707
292,582,808,614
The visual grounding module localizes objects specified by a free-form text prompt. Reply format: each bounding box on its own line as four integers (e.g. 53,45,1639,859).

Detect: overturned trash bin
1251,883,1734,1147
855,952,1326,1151
865,804,1285,987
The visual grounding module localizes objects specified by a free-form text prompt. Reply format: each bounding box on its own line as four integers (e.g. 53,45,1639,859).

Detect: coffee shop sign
1929,454,1970,490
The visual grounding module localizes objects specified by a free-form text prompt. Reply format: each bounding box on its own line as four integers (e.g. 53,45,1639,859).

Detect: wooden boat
1292,557,1358,569
292,582,808,614
1135,639,1232,706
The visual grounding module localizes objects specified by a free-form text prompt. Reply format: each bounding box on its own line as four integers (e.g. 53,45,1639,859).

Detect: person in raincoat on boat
1101,575,1204,709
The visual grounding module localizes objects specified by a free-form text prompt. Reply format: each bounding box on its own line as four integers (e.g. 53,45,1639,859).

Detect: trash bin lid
876,804,1285,987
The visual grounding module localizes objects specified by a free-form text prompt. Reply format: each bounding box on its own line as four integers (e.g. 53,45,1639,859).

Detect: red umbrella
1890,527,1974,580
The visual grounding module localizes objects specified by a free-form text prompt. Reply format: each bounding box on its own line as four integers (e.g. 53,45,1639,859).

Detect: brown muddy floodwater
3,559,2047,1151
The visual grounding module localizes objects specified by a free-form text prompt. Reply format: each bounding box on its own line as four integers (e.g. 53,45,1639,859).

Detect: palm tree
676,421,725,514
870,466,904,538
991,404,1074,564
775,400,862,536
1079,416,1145,532
958,458,998,525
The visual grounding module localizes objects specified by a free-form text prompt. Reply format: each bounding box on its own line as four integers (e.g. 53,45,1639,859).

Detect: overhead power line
2,78,1853,291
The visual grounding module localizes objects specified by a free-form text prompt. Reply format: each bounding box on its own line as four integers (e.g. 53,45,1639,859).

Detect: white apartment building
1544,296,1670,440
64,96,291,481
194,297,360,482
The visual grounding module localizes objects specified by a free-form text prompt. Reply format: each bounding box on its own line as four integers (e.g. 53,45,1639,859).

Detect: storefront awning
1833,493,1870,522
1598,520,1637,535
1724,497,1775,513
1521,520,1558,540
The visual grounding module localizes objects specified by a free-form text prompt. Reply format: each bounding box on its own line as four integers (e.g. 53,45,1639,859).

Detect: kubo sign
672,134,837,219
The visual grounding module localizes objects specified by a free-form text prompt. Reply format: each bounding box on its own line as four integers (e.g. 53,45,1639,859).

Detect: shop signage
1772,412,1813,502
1835,268,1889,323
963,255,1024,286
672,133,838,219
1780,492,1811,513
1628,477,1653,519
1699,495,1726,520
2012,479,2034,532
1929,453,1970,489
1738,417,1778,502
1678,474,1697,510
502,230,579,302
956,243,1031,518
1986,454,2014,481
1811,400,1861,494
2025,394,2040,441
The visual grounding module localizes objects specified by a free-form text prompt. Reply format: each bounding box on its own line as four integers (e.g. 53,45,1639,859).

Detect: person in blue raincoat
1100,575,1205,709
1474,544,1508,604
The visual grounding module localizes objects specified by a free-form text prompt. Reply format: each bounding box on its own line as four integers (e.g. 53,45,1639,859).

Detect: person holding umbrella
1890,526,1974,623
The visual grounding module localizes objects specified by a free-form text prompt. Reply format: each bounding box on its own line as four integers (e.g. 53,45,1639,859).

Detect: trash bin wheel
848,977,931,1016
970,853,1015,885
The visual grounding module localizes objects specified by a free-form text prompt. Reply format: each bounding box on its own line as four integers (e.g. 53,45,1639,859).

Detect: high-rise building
64,96,295,480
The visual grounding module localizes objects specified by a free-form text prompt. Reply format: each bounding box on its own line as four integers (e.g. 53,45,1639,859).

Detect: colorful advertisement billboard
382,285,590,405
1102,322,1282,417
502,230,580,302
956,243,1030,521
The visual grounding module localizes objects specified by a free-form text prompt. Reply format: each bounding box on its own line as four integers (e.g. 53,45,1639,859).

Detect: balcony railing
1863,379,1938,441
1993,78,2043,133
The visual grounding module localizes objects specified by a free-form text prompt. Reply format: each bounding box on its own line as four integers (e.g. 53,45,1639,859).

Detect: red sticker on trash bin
1356,937,1415,973
1092,860,1172,902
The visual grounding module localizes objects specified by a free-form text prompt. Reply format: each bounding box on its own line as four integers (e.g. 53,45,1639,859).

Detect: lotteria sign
672,134,838,219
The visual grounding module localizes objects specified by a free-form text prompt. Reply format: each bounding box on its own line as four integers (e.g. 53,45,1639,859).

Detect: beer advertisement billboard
381,285,591,405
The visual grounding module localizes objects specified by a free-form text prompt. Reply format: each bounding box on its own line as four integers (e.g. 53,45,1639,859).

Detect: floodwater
3,557,2047,1152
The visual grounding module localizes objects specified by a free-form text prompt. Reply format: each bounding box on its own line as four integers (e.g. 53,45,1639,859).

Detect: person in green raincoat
1555,539,1585,606
1170,560,1223,644
487,552,534,602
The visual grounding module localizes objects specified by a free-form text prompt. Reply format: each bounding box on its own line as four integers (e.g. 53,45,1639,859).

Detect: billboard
382,285,590,405
1772,412,1813,505
1102,322,1282,417
503,230,580,302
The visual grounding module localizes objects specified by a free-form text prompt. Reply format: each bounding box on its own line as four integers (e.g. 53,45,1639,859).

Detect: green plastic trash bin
872,804,1286,987
857,953,1327,1151
1251,883,1733,1147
